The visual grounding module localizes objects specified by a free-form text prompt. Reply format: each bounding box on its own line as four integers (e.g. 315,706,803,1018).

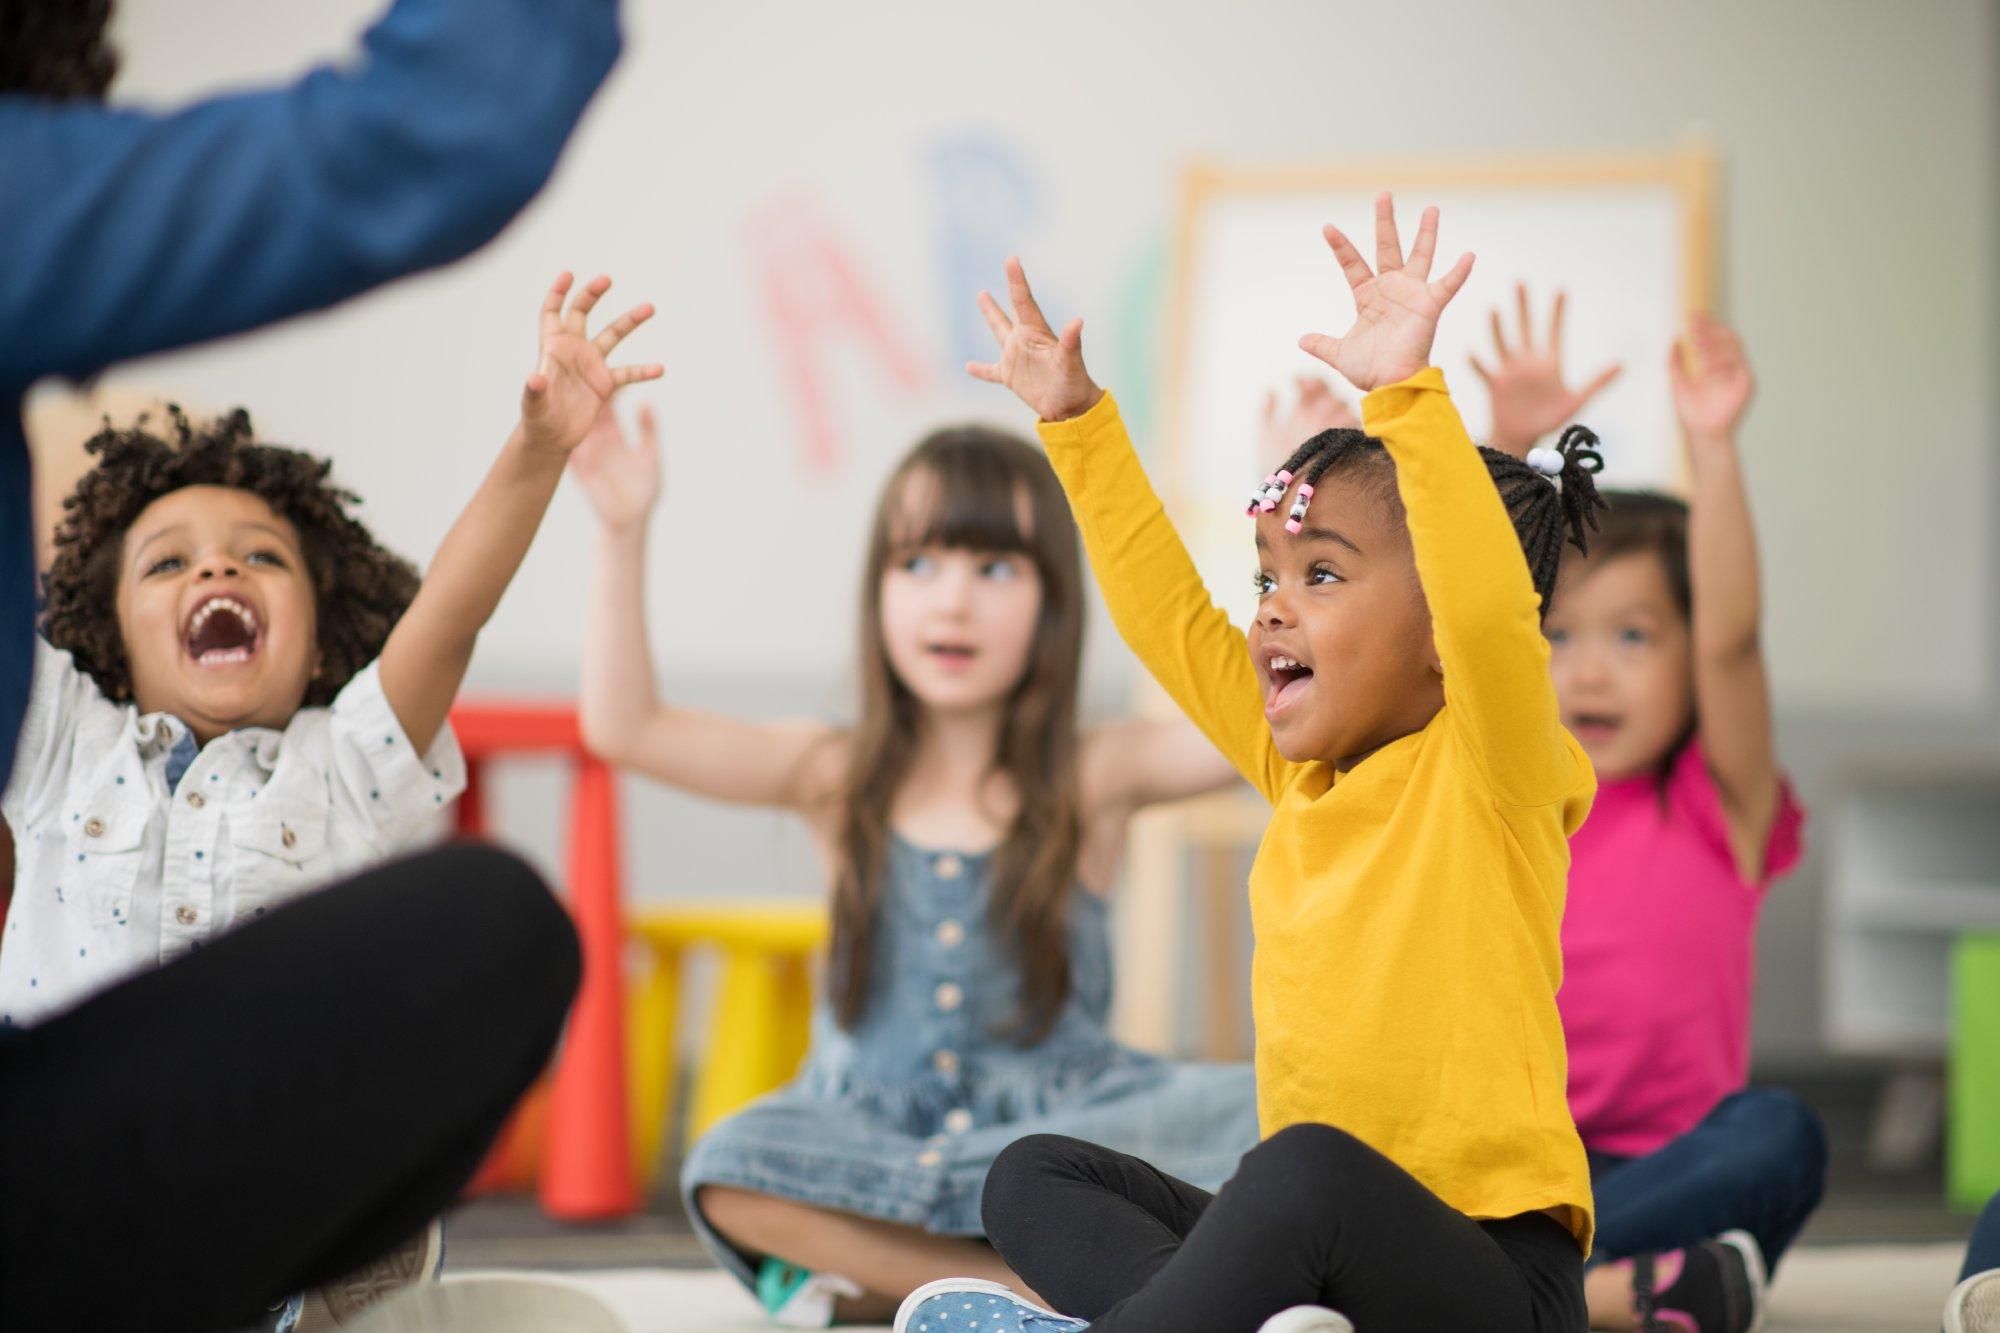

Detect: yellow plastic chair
626,901,828,1190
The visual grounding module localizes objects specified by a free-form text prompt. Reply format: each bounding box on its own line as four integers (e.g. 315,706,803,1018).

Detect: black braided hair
1254,423,1607,619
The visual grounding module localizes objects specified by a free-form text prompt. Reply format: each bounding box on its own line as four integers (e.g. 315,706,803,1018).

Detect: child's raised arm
1672,315,1780,878
377,271,662,756
969,260,1287,800
1469,285,1623,457
1301,197,1582,807
570,404,841,814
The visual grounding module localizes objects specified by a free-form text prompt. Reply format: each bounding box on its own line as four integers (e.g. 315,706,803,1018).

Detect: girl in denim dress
574,405,1260,1325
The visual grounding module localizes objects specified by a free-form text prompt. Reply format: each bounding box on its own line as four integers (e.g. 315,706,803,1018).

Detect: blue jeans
1964,1192,2000,1280
1587,1087,1828,1273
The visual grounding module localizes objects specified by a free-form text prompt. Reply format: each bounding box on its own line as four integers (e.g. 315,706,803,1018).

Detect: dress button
934,853,963,881
932,1049,960,1076
82,817,105,838
934,982,963,1013
936,919,965,948
944,1108,974,1135
186,792,206,810
175,906,198,926
916,1149,944,1169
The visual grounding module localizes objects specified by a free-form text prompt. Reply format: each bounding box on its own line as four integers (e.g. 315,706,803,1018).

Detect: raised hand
1670,313,1755,445
571,402,662,531
1260,375,1359,467
966,257,1103,422
1298,193,1474,393
520,271,664,453
1469,285,1622,456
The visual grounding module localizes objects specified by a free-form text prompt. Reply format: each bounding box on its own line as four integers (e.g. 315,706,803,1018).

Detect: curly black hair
2,1,119,100
42,407,419,706
1258,423,1607,620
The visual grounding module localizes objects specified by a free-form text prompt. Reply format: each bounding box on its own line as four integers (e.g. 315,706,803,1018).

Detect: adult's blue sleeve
0,0,622,388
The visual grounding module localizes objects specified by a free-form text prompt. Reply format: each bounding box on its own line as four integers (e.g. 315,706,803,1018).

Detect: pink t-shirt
1558,739,1805,1157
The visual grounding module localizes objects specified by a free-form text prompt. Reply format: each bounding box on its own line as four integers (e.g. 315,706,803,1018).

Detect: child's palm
1299,195,1475,393
571,404,661,530
521,273,663,453
967,258,1101,422
1671,315,1755,441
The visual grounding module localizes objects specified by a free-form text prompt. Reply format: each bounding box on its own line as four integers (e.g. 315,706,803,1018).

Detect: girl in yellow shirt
897,198,1603,1333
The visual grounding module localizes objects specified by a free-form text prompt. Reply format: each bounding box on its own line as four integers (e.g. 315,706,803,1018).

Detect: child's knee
983,1134,1089,1236
1725,1088,1827,1186
696,1184,786,1251
1247,1122,1375,1183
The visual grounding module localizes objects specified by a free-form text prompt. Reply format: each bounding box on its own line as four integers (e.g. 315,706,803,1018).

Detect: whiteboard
1167,154,1714,626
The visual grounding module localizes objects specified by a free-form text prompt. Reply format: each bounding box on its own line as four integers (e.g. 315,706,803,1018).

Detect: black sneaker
1631,1229,1766,1333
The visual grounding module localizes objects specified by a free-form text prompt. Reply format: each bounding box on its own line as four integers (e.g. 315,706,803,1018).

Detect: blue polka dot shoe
893,1279,1086,1333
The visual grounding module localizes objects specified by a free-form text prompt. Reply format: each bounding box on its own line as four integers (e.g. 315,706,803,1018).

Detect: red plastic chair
450,701,636,1220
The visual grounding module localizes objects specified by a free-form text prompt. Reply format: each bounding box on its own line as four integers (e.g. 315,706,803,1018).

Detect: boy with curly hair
2,270,658,1032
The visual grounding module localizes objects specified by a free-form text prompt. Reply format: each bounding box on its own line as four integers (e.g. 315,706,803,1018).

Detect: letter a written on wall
749,193,928,474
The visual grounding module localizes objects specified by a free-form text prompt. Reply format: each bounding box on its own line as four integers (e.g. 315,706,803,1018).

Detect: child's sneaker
1946,1268,2000,1333
291,1219,446,1331
1256,1307,1356,1332
756,1257,864,1328
1630,1229,1766,1333
894,1278,1085,1333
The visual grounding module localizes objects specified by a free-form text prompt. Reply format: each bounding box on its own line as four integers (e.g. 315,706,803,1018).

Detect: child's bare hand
520,272,664,454
1260,375,1359,466
571,402,662,532
1469,285,1622,456
966,258,1103,422
1670,314,1755,445
1299,194,1474,392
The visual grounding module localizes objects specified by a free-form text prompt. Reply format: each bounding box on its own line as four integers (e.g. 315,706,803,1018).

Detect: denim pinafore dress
680,834,1259,1291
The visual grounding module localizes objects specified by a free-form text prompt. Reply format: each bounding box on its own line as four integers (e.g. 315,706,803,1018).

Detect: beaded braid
1249,423,1606,618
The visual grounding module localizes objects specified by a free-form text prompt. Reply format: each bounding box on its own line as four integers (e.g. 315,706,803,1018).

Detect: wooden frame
1110,146,1721,1059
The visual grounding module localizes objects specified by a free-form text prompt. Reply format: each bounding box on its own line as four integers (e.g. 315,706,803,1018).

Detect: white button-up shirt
0,640,465,1026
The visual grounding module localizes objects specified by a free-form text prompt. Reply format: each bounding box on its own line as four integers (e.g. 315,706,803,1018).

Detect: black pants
0,843,579,1333
983,1127,1587,1333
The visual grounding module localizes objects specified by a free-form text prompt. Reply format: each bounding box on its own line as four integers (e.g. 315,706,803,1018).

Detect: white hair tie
1525,445,1565,479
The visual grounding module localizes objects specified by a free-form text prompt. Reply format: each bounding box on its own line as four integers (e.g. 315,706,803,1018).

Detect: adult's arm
0,0,621,387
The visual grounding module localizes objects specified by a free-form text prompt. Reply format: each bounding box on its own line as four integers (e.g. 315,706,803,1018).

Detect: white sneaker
1947,1269,2000,1333
294,1219,445,1331
1257,1307,1355,1333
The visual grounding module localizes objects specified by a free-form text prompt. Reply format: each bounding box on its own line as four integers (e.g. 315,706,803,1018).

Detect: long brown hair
827,425,1085,1043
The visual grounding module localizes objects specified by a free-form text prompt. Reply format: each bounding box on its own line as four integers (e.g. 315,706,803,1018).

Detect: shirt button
175,906,198,926
186,792,206,810
934,853,963,881
944,1108,974,1135
916,1149,943,1169
932,1049,960,1076
82,817,105,838
934,982,963,1013
936,920,965,948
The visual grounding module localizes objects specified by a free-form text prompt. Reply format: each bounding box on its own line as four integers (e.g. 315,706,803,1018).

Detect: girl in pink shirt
1478,299,1825,1333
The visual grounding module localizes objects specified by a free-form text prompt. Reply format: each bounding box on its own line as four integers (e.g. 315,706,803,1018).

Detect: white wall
75,0,2000,1062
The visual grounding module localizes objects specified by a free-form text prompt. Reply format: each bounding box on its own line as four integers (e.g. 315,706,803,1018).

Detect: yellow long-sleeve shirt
1039,368,1596,1249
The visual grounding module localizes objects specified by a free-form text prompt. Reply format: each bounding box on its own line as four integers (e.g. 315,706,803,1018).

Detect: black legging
0,842,578,1333
983,1127,1588,1333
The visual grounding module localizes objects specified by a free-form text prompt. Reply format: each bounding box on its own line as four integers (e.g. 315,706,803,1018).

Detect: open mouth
925,642,978,671
1568,711,1622,744
183,594,262,667
1263,651,1316,717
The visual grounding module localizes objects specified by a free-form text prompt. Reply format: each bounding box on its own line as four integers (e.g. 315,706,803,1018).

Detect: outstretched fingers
1321,224,1374,294
1372,192,1403,272
1404,205,1441,279
540,272,574,337
1298,332,1342,368
977,289,1014,344
1427,251,1475,306
1004,257,1052,333
593,303,656,355
566,273,613,325
609,363,666,388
